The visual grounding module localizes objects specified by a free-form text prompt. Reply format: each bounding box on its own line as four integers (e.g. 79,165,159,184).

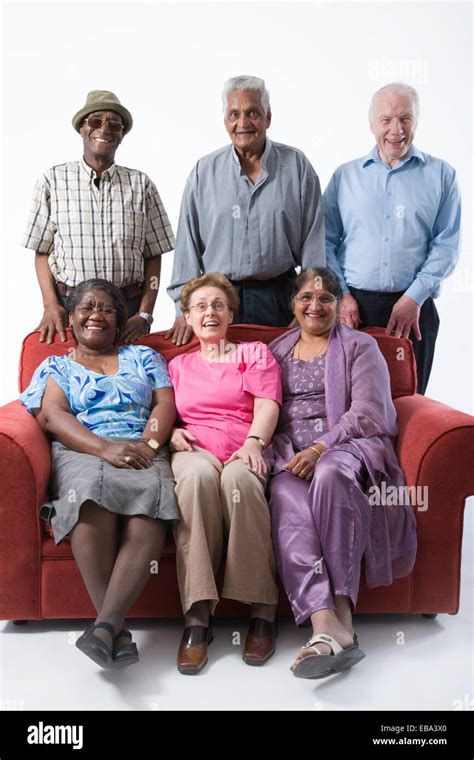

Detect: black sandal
113,629,139,668
75,622,116,669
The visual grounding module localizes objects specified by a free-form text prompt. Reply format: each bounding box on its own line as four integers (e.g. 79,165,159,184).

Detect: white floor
1,505,472,712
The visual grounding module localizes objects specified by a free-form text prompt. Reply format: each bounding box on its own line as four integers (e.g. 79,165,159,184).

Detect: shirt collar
231,137,273,170
362,144,425,168
80,158,117,182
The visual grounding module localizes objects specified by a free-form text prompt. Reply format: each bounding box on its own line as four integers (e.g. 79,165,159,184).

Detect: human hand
386,295,421,340
100,441,154,469
121,316,150,343
164,316,194,345
169,428,197,452
338,293,360,330
134,441,157,466
224,439,267,476
283,445,325,480
36,304,67,343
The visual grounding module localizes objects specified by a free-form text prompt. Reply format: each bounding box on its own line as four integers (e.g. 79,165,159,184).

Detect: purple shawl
268,323,417,586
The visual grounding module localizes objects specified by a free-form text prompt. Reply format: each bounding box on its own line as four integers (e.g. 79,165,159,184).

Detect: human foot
293,621,354,666
75,622,116,669
113,629,139,668
291,629,365,679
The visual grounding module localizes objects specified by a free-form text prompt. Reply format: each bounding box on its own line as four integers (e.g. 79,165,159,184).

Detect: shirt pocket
122,210,146,250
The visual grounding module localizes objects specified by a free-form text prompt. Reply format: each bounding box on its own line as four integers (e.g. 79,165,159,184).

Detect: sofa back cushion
19,324,416,398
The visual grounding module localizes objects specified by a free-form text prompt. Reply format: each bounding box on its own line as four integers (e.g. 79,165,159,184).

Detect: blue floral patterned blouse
19,345,172,439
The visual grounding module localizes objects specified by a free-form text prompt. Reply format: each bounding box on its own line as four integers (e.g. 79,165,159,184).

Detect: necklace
293,337,328,361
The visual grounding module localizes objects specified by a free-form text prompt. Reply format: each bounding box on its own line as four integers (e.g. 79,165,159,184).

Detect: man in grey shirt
166,75,325,344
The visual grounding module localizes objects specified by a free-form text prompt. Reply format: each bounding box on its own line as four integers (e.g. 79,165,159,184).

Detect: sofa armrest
394,394,474,612
0,400,51,619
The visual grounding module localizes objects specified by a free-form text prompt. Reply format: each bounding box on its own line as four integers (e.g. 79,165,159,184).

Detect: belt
231,268,296,288
56,282,142,299
349,287,405,298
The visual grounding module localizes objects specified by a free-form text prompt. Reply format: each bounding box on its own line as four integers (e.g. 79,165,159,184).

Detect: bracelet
310,445,324,458
246,435,266,448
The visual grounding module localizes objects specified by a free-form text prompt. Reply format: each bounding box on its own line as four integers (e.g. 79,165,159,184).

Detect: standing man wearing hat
22,90,175,343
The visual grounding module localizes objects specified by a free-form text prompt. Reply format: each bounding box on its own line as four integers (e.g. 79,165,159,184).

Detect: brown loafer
242,618,278,666
177,623,214,675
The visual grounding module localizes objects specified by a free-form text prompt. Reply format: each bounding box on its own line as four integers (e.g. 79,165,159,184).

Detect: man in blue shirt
323,82,461,394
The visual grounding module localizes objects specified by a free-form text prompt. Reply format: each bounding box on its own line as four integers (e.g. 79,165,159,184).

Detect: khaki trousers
171,447,279,616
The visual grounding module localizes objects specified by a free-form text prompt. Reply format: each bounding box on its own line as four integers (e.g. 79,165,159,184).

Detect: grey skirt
41,440,179,545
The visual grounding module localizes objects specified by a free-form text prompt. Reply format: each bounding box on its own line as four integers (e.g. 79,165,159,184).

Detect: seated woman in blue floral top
20,279,179,670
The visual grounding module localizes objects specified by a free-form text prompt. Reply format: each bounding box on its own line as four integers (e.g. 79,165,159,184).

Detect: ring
124,456,131,463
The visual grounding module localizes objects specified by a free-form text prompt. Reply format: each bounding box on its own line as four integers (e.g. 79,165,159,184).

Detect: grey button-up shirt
167,139,325,314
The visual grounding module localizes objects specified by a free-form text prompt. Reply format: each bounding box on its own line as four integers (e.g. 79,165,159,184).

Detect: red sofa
0,325,473,622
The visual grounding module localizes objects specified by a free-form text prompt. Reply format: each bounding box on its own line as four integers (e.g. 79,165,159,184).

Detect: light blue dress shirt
167,138,325,314
323,145,461,305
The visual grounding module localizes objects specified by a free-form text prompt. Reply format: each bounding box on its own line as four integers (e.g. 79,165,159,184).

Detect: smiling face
79,110,124,168
224,90,271,157
370,91,417,167
69,288,118,349
184,286,233,343
292,277,339,337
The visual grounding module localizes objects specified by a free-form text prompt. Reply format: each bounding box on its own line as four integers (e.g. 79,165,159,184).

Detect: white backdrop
1,0,472,413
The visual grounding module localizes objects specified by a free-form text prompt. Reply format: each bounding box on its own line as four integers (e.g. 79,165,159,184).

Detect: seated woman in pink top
168,273,282,675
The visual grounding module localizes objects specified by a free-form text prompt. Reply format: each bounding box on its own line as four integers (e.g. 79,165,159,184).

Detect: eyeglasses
295,294,337,306
75,304,117,316
83,116,124,133
188,301,229,313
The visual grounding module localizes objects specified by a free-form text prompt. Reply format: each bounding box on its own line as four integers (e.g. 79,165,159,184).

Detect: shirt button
387,192,392,197
385,238,389,242
385,215,390,219
383,262,388,266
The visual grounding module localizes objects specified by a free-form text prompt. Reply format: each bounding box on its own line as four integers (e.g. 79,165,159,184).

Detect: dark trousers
349,287,440,395
230,269,296,327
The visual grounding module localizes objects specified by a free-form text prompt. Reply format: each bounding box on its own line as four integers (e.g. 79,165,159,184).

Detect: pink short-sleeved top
168,341,282,463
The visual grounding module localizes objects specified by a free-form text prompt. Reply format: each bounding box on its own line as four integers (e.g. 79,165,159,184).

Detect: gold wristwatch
145,438,160,452
246,435,266,448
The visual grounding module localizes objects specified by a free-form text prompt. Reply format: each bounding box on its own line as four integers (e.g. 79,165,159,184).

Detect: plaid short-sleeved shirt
22,159,175,287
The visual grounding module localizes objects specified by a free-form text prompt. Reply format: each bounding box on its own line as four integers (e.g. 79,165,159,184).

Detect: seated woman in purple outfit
266,267,417,679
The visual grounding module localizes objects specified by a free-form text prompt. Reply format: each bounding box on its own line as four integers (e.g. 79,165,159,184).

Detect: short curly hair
180,273,240,313
65,279,128,334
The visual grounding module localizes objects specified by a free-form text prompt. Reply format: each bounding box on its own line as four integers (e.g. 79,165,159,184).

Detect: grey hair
222,75,271,115
369,82,420,124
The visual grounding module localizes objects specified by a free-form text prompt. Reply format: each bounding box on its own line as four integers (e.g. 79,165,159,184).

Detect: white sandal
291,632,366,679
